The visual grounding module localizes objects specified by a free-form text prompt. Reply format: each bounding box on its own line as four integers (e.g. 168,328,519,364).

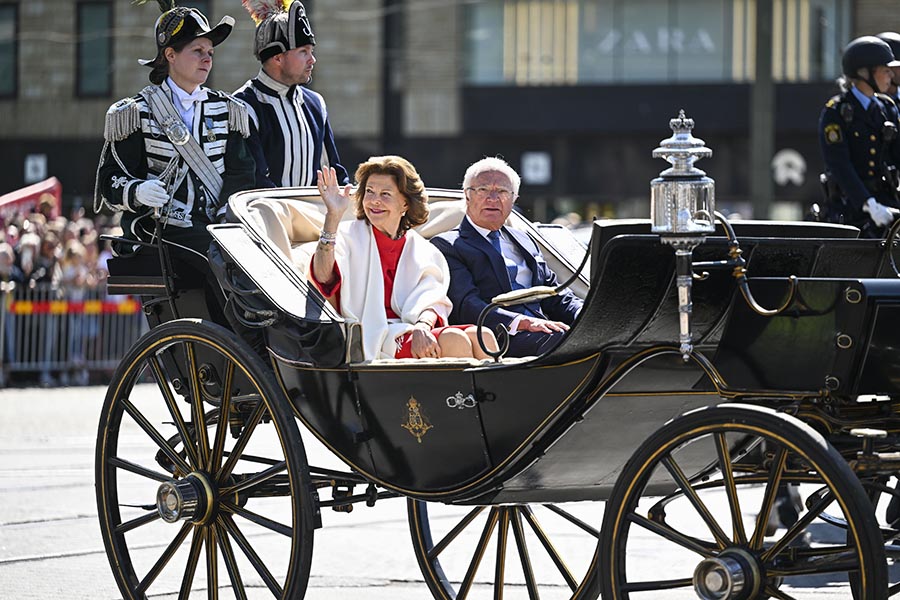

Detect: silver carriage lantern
651,110,716,360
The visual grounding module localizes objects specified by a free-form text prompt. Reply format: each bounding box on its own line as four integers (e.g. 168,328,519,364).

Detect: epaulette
217,91,251,139
103,96,142,142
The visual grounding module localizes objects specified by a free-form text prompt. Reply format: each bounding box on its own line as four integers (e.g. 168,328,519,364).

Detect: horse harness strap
142,85,224,202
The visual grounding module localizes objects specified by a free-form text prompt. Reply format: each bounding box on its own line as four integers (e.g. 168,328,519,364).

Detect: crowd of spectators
0,195,127,387
0,195,120,293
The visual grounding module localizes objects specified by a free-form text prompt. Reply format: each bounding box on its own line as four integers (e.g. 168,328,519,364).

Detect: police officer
877,32,900,101
819,36,900,236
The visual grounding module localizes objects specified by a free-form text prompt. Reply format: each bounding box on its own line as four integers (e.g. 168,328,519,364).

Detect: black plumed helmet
842,36,897,77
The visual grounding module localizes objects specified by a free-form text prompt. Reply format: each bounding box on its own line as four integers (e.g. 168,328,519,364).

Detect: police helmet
842,36,897,77
876,32,900,66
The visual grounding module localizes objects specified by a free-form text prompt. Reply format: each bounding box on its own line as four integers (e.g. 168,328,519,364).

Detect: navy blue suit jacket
431,217,583,335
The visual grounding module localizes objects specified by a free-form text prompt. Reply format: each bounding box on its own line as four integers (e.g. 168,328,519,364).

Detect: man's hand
514,316,569,333
134,180,168,208
864,197,895,228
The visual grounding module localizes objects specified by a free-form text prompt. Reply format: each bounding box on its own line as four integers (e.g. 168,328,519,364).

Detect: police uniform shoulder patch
103,96,142,142
824,122,843,144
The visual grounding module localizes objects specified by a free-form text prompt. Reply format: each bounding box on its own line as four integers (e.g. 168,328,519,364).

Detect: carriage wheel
96,319,315,599
598,403,886,599
409,498,601,599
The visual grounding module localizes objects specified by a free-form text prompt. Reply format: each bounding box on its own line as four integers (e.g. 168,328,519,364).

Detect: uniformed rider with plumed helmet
234,0,348,188
94,0,256,283
818,35,900,236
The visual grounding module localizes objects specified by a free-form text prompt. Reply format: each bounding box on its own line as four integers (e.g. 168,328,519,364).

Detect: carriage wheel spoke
510,509,541,599
109,456,172,483
494,509,510,600
206,526,219,600
185,343,211,465
762,488,834,561
135,521,192,595
221,501,293,537
662,454,730,548
714,432,747,545
217,401,267,482
148,356,201,471
219,513,283,596
623,577,694,592
215,522,247,600
751,446,789,549
629,511,715,557
122,397,192,479
543,503,600,538
521,506,577,590
178,527,204,600
209,361,235,472
115,510,160,534
220,462,287,496
427,506,487,561
458,507,501,600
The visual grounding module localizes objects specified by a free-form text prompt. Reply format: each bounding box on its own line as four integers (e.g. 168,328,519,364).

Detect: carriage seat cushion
363,355,536,367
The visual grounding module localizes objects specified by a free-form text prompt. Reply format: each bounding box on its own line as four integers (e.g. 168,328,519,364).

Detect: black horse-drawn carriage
96,115,900,599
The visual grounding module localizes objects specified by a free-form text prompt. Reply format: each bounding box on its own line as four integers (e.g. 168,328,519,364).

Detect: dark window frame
76,0,113,98
0,3,19,99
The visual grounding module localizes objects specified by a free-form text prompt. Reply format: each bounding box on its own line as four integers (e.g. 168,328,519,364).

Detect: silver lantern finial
650,110,716,360
651,109,715,238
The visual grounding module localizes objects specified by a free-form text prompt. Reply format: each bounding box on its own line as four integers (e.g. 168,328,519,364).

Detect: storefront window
465,0,850,85
0,4,16,97
77,2,112,97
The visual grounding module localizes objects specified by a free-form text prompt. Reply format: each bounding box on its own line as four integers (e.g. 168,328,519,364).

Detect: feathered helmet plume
132,0,235,82
242,0,315,62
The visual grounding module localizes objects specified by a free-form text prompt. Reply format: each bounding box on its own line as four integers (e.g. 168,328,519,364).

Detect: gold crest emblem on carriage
402,396,432,443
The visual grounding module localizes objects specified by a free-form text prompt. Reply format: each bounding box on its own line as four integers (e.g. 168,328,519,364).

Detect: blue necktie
488,230,522,290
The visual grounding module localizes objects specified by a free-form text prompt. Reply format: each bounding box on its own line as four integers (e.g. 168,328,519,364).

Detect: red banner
0,177,62,220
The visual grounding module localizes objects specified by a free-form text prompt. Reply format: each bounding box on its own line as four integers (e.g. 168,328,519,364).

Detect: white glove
864,197,895,228
134,179,169,209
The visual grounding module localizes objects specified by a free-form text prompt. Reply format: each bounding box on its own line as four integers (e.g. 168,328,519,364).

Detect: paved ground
1,383,895,599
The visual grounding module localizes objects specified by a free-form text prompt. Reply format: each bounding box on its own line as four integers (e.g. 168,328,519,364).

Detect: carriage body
96,183,900,599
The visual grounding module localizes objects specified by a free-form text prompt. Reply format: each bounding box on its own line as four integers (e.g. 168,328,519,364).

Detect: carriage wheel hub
156,472,215,524
693,549,759,600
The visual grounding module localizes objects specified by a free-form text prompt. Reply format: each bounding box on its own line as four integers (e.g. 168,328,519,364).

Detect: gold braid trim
103,97,142,142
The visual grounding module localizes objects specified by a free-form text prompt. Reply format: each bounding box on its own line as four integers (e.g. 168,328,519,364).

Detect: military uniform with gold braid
819,36,900,236
95,2,255,261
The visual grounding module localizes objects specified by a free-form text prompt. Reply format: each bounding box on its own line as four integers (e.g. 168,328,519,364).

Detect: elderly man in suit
431,157,583,357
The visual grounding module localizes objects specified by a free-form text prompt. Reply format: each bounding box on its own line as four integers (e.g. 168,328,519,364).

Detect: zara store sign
594,28,717,54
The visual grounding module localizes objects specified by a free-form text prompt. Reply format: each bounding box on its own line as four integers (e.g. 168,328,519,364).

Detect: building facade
1,0,899,220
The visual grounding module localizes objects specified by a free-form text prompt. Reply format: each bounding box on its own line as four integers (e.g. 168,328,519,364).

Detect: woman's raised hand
317,167,351,218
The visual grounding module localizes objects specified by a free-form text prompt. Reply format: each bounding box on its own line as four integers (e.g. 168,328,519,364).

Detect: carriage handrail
689,212,800,317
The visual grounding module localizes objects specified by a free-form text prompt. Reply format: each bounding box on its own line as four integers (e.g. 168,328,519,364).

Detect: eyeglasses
466,186,515,201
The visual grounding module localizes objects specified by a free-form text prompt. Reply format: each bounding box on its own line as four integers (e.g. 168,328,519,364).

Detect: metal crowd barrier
0,281,148,387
